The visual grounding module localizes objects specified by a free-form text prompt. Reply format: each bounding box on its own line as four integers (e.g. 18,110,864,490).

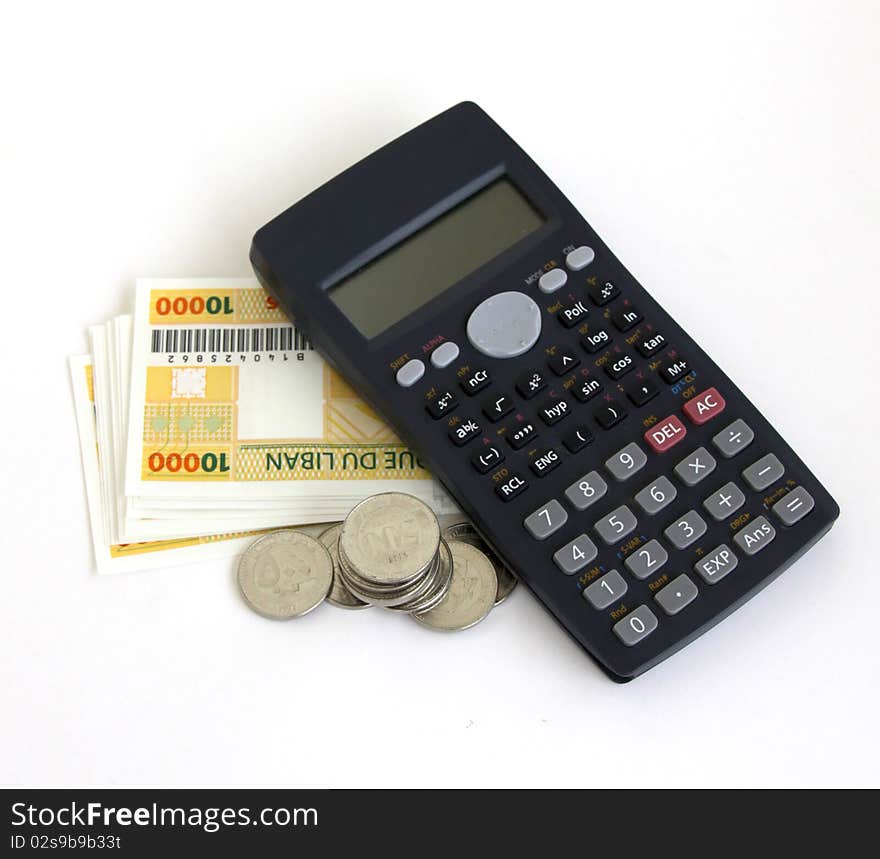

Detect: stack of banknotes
70,279,457,573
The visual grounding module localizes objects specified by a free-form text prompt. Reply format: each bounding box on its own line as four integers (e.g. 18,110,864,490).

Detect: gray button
538,268,568,294
553,534,598,574
466,291,542,359
634,476,678,516
565,245,596,271
702,481,746,521
694,544,738,584
664,509,708,549
605,442,648,482
674,446,717,486
733,515,776,555
430,341,459,368
395,359,425,387
655,574,699,616
624,539,669,580
772,486,815,525
712,419,755,458
564,470,608,511
524,499,568,540
742,453,785,491
613,605,658,646
595,505,638,545
583,569,627,609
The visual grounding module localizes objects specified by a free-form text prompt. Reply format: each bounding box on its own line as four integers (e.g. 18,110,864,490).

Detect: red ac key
682,387,726,425
644,415,687,454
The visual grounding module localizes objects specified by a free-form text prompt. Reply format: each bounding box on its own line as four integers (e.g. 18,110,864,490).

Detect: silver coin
442,520,518,605
318,523,370,610
337,547,436,607
396,539,454,614
339,493,440,587
384,539,452,613
237,530,333,620
412,540,497,632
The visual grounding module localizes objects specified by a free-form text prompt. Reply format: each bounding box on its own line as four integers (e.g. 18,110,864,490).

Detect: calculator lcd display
328,178,543,338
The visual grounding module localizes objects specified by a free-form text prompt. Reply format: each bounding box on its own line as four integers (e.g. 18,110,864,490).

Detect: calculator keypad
605,442,647,481
674,447,717,486
664,510,708,549
482,392,515,422
562,425,594,453
553,534,598,574
733,516,776,555
634,476,677,515
741,453,784,490
564,471,607,510
409,251,822,661
583,570,627,609
613,605,658,646
695,544,738,584
524,499,568,540
772,486,814,525
655,575,699,616
712,419,754,458
702,481,746,521
595,505,638,545
624,539,668,580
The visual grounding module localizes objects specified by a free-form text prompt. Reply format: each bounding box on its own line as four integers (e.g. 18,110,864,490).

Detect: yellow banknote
124,279,450,504
70,354,287,573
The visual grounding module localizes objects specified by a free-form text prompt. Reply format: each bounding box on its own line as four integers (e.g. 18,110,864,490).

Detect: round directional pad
466,291,542,359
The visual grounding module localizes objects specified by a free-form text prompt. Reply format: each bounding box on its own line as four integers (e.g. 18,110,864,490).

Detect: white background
2,1,878,788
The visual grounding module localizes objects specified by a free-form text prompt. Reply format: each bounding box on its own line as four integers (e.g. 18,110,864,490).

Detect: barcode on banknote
150,326,312,354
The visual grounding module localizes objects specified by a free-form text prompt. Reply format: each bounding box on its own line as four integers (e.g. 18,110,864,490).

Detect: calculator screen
328,178,543,338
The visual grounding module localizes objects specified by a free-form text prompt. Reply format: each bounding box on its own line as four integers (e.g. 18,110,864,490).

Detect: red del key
644,414,687,454
682,387,726,425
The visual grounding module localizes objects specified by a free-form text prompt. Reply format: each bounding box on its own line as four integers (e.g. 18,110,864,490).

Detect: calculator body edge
250,101,839,681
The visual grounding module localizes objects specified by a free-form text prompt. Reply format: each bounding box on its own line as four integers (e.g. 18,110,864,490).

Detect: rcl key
449,418,481,446
495,473,528,502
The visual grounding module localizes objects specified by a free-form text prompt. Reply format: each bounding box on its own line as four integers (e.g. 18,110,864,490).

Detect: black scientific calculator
251,102,839,680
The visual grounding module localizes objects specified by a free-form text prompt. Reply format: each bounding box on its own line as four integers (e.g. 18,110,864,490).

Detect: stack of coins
236,493,516,632
335,493,452,613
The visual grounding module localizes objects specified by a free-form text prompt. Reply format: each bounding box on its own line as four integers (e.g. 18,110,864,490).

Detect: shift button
395,359,425,387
